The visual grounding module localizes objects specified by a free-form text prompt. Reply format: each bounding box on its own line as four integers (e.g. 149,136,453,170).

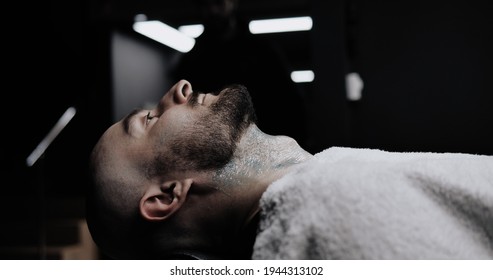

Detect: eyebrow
123,108,143,135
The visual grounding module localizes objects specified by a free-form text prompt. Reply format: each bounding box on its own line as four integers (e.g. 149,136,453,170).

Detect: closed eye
145,111,155,126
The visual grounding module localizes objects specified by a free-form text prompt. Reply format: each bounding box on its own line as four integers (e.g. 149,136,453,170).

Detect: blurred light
134,13,148,22
346,72,364,101
249,16,313,34
26,107,77,167
133,20,195,53
291,70,315,83
178,24,204,38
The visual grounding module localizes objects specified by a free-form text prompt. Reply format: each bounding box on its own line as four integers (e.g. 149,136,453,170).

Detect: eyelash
145,111,154,125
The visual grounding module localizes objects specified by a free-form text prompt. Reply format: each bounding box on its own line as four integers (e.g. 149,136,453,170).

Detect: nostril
173,80,192,103
181,82,192,97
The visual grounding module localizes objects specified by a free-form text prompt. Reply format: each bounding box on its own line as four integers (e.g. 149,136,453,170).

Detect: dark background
2,0,492,259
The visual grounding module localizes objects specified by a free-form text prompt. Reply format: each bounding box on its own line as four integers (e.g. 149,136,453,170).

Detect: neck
191,125,313,258
213,124,313,237
214,124,313,192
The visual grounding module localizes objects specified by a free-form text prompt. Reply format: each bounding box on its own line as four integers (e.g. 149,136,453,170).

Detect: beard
153,84,257,173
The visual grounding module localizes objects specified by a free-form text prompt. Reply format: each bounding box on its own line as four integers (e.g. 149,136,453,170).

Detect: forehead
92,121,146,204
98,121,127,157
93,121,141,180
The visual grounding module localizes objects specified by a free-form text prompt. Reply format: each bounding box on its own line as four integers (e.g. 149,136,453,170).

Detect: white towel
252,147,493,259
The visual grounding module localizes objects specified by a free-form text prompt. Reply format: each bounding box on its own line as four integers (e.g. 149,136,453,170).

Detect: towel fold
252,147,493,259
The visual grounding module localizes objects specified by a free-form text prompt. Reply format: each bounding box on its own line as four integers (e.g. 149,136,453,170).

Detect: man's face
154,82,256,174
92,80,256,185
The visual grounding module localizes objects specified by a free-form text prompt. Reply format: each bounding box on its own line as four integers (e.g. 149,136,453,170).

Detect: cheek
151,108,196,142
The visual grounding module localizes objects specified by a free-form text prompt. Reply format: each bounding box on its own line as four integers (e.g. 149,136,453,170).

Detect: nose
160,80,193,108
172,79,193,104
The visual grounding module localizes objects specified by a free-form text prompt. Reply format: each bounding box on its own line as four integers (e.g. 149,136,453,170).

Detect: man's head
86,80,257,259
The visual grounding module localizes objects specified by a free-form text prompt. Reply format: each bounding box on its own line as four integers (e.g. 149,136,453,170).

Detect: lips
199,93,206,105
193,92,220,106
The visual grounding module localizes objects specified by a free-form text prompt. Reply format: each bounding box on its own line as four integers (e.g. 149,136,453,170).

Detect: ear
139,179,192,221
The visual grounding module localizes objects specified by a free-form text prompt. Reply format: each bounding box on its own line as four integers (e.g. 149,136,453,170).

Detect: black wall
309,0,493,154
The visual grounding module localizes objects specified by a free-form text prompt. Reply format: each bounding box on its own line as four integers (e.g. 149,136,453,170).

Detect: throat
214,125,313,188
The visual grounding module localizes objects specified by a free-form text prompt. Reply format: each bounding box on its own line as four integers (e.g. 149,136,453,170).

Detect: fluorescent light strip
26,107,77,167
178,24,204,38
249,16,313,34
133,20,195,53
291,70,314,83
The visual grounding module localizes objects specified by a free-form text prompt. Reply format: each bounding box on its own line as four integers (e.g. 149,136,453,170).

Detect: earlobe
139,180,192,221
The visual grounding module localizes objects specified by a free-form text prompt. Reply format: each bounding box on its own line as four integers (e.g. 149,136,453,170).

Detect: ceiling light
249,16,313,34
178,24,204,38
291,70,315,83
26,107,77,167
133,20,195,53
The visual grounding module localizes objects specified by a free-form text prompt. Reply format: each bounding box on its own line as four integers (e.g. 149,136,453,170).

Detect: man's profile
87,79,493,260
